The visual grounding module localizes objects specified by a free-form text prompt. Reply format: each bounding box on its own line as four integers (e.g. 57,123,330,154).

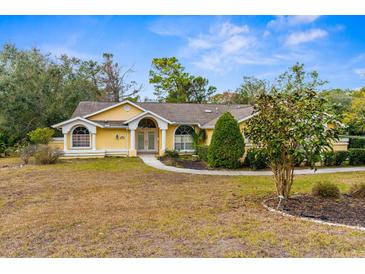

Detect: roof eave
52,117,104,129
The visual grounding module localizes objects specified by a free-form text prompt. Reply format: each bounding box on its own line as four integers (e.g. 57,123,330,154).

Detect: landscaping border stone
262,197,365,232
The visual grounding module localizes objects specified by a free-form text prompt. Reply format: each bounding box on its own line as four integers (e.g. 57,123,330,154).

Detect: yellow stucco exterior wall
96,128,128,150
55,106,349,158
205,129,214,146
165,125,177,150
88,103,143,121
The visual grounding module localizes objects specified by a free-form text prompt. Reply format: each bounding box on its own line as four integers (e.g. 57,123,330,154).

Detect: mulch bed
160,157,210,170
265,195,365,227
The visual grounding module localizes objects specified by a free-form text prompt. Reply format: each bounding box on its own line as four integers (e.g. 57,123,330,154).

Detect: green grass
0,157,364,257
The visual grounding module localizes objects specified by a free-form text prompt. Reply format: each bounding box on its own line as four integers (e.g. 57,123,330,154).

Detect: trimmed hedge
348,149,365,165
196,145,208,162
349,138,365,149
208,112,245,169
244,148,268,170
322,151,348,166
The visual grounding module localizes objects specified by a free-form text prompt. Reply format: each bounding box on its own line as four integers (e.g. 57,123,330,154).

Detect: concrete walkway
139,155,365,176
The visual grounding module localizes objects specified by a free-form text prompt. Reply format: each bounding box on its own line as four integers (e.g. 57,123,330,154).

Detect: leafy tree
208,112,245,169
209,91,240,104
28,127,55,144
149,57,216,103
343,87,365,135
0,44,103,144
246,64,340,198
234,76,271,104
189,76,217,103
210,77,270,105
321,88,352,116
100,53,141,102
0,44,143,146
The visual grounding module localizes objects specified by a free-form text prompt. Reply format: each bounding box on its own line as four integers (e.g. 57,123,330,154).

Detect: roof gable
85,100,145,121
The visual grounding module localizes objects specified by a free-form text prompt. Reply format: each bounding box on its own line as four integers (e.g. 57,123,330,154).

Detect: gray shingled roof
71,101,254,128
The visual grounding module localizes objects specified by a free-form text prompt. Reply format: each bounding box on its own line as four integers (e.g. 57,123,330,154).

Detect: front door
136,129,157,152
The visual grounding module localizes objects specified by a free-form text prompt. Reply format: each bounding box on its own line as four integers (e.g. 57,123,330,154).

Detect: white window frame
173,125,195,153
71,126,91,149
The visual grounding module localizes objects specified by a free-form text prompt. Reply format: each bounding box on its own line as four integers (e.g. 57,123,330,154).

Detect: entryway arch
136,118,158,153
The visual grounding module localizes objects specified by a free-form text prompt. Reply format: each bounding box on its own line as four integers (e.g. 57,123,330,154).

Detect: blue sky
0,15,364,98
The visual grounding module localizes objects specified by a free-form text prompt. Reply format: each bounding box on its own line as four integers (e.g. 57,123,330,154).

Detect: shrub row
322,149,365,166
349,138,365,149
348,148,365,165
322,151,348,166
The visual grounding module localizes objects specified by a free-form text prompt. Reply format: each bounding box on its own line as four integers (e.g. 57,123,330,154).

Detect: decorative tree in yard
245,64,341,198
208,112,245,169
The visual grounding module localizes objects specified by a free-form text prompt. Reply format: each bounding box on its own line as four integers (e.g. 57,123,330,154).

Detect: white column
63,134,67,151
91,133,96,150
161,129,166,153
130,129,135,150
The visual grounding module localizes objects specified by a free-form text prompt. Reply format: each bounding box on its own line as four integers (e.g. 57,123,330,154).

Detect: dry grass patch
0,157,364,257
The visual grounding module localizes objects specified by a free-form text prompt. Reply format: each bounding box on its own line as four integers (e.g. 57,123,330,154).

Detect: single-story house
51,100,349,158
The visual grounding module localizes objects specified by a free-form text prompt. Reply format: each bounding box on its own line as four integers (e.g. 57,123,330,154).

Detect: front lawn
0,157,364,257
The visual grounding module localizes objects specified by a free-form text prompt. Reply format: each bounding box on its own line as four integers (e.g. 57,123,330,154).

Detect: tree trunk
271,162,294,199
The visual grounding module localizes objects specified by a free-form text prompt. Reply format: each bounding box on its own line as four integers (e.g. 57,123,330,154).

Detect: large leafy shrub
312,182,340,198
196,145,208,162
28,127,55,144
244,148,268,170
208,112,245,169
33,145,61,165
245,64,340,198
348,149,365,165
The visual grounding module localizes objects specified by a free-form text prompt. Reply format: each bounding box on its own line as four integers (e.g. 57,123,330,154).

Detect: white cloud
263,30,271,38
181,21,262,72
287,15,320,25
354,68,365,77
221,35,251,54
285,28,327,46
215,22,249,37
268,15,320,29
188,37,213,49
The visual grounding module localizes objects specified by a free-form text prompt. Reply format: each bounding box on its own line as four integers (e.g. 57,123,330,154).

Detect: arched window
72,126,90,148
138,118,156,128
174,125,194,151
